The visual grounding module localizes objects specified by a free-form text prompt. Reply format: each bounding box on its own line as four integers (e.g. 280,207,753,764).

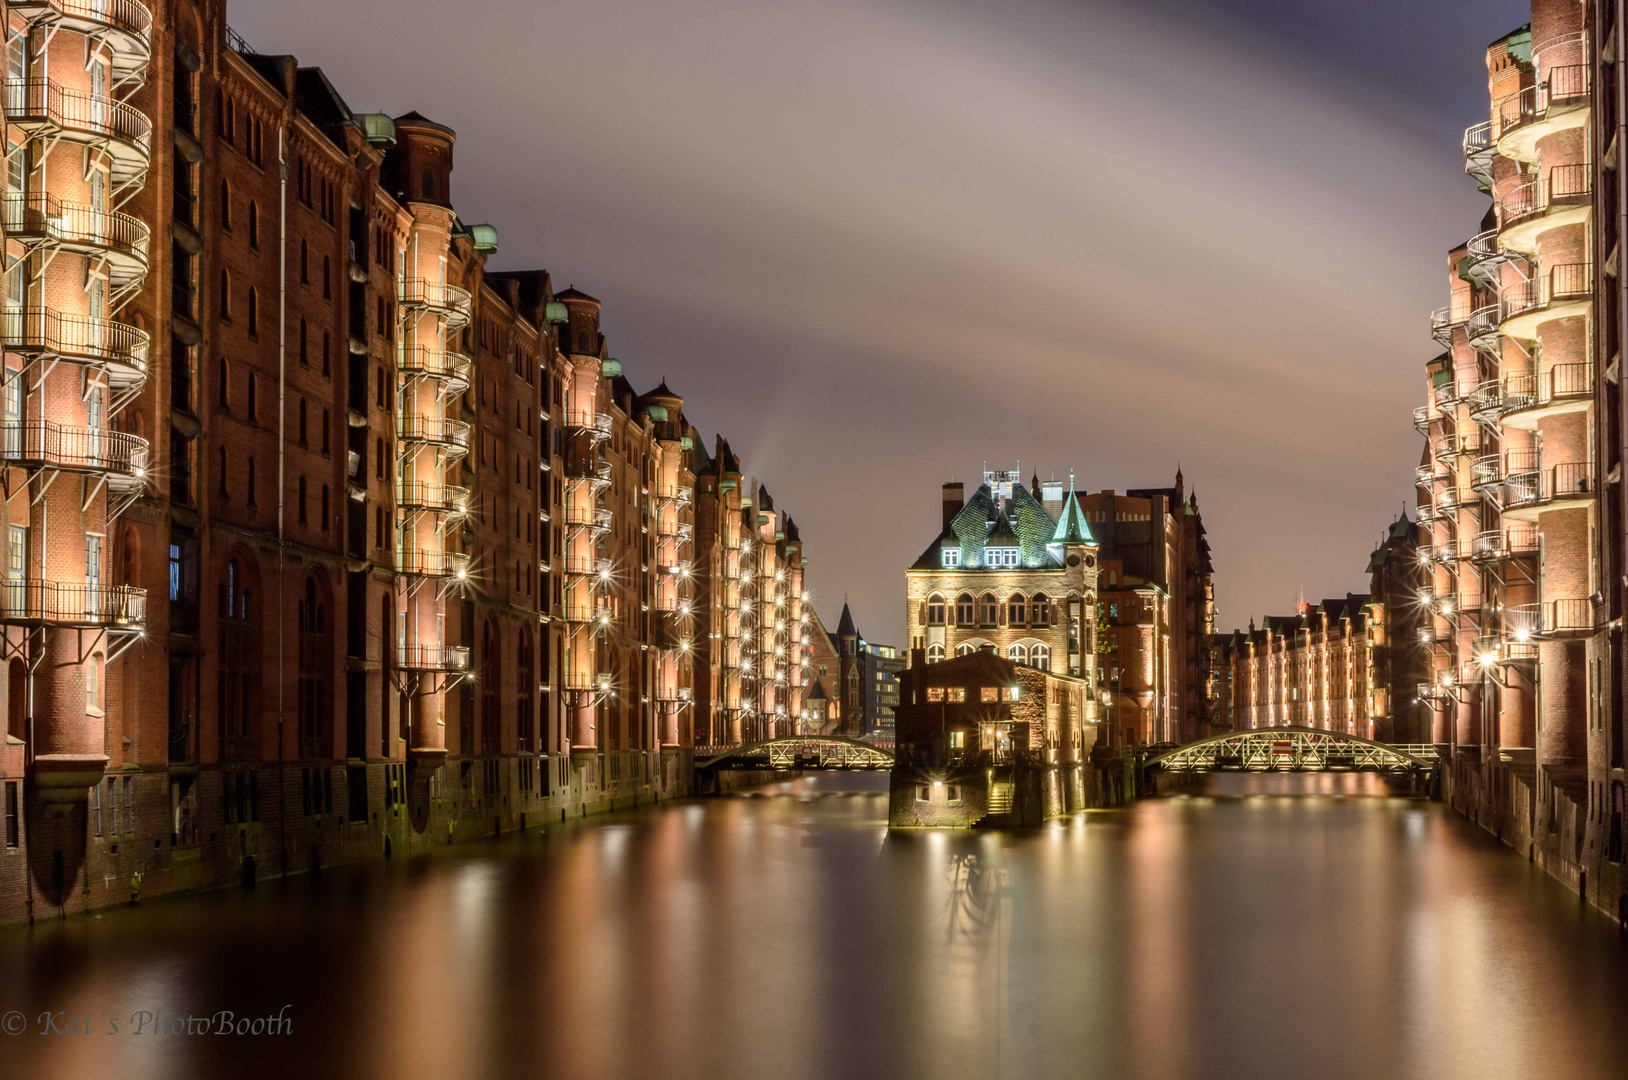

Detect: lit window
941,546,960,568
926,643,945,663
980,687,998,702
948,687,966,703
1003,687,1021,702
927,687,945,702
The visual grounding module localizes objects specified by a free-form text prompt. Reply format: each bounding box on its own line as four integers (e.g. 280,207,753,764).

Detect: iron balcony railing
562,603,613,624
1,78,152,158
1465,304,1503,348
1430,306,1462,346
1463,229,1510,283
0,190,150,272
1506,600,1592,639
1471,525,1539,561
395,479,470,514
656,686,694,703
563,671,614,692
394,548,470,579
9,0,154,54
1435,484,1470,512
1432,434,1479,461
1432,381,1464,408
396,344,472,386
396,644,469,671
1,307,150,372
1502,456,1594,511
1499,165,1592,230
1467,379,1503,420
561,556,612,579
564,505,613,530
1501,363,1593,414
1463,120,1495,183
566,457,613,482
0,579,145,627
1471,453,1502,490
1412,405,1431,434
1,421,148,477
654,486,693,507
1500,262,1592,326
566,412,613,439
397,278,472,323
396,414,470,451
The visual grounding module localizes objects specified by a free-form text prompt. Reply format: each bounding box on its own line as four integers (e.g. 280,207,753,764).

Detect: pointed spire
1051,486,1094,545
836,601,856,637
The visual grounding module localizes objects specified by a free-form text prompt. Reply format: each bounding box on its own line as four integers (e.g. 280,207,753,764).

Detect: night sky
236,0,1530,644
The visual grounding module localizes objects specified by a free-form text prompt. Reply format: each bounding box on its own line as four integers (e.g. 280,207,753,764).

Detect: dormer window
941,546,960,568
985,546,1019,568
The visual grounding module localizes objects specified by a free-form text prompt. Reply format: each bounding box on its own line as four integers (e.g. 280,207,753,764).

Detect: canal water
4,773,1628,1080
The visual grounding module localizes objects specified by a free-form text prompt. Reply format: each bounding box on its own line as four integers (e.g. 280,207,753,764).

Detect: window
321,409,330,454
1002,686,1021,702
1007,594,1026,625
980,686,999,702
4,781,16,847
320,485,329,531
941,546,960,568
91,777,102,836
926,642,945,663
916,784,930,803
1031,644,1051,672
247,287,259,335
955,593,974,626
247,200,259,248
299,319,308,366
956,642,977,657
247,457,256,505
1008,643,1029,665
247,373,257,421
1032,594,1051,626
298,476,307,524
927,686,945,702
219,268,231,318
217,445,228,495
985,546,1019,568
947,687,966,703
979,594,998,625
422,168,436,200
300,240,309,284
323,256,331,299
217,357,229,408
86,653,102,714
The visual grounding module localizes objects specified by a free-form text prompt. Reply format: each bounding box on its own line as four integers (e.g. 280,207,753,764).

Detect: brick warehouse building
1216,513,1431,743
904,468,1214,748
1421,0,1628,920
0,0,821,923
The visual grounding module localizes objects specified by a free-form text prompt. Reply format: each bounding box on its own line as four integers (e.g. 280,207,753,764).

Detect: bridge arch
697,736,894,772
1146,727,1434,776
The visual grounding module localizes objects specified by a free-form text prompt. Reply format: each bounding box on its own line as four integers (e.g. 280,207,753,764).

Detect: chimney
942,482,964,529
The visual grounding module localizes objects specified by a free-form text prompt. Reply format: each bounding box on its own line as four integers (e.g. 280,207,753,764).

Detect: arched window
926,642,945,664
220,179,232,228
247,287,259,335
247,200,259,248
576,330,588,353
247,456,256,505
219,269,231,318
422,168,436,200
217,356,229,409
480,620,500,755
217,445,227,495
298,475,307,524
296,572,330,759
979,593,998,626
925,593,945,625
1007,643,1029,665
298,398,307,444
956,642,977,657
1032,593,1051,627
1031,644,1051,672
1007,593,1027,626
299,319,308,366
955,593,974,627
299,239,309,284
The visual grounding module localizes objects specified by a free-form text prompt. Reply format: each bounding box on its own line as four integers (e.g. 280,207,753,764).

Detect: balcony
397,644,470,672
2,78,151,190
396,414,470,454
395,479,470,515
1506,599,1593,640
1470,525,1538,563
1412,405,1431,434
394,548,470,580
656,686,694,704
1501,457,1595,520
1497,165,1591,254
659,520,694,545
563,671,614,693
566,456,612,484
652,594,693,615
1430,306,1463,347
562,556,612,580
1466,379,1503,422
397,278,472,329
1494,56,1590,162
566,412,613,441
1470,453,1502,491
1,307,149,382
1435,484,1471,513
1499,262,1592,340
1,192,150,289
562,603,613,626
1463,229,1512,285
654,486,694,508
564,505,612,531
0,580,145,628
7,2,153,87
1465,304,1503,350
1462,120,1495,188
1500,362,1593,429
2,422,148,481
396,344,471,393
1431,381,1464,409
1432,434,1479,463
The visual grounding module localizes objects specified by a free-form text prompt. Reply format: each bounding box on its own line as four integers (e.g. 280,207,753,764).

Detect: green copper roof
1051,486,1094,545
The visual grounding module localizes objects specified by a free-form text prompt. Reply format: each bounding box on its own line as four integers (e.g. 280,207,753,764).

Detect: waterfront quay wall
2,750,692,927
1440,753,1627,925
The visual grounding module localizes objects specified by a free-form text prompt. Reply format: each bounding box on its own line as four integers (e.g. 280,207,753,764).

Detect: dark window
247,200,259,248
4,781,17,847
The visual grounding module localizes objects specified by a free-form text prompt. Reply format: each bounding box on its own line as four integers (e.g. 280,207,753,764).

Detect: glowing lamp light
1514,627,1531,643
1478,652,1497,667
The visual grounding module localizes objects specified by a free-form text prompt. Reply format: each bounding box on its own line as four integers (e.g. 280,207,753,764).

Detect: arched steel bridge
1146,727,1435,776
696,737,894,772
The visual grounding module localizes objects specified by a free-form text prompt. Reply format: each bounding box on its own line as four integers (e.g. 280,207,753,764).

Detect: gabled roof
554,286,599,303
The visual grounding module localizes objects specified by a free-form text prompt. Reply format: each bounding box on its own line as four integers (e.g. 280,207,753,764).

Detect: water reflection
2,772,1627,1080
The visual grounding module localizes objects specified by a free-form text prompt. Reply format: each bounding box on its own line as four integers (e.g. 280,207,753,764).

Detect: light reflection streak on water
2,772,1628,1080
